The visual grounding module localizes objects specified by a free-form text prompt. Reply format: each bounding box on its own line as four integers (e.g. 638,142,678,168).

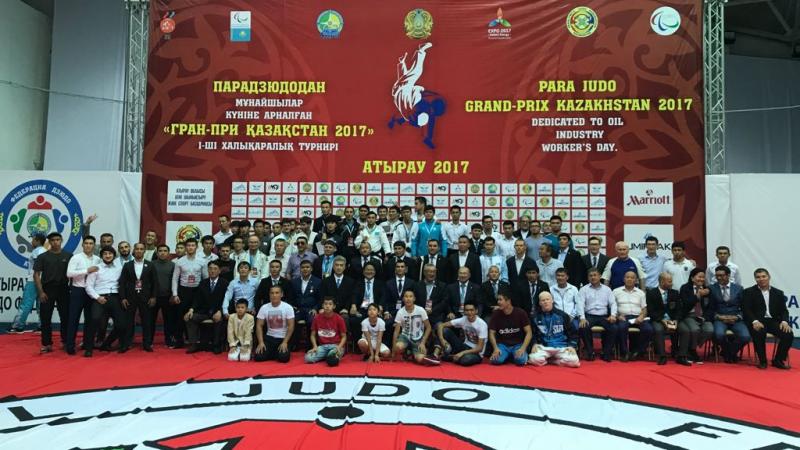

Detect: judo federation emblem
388,43,446,149
175,224,203,245
0,180,83,269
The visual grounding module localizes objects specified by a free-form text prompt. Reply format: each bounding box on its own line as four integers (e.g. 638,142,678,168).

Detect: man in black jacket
119,243,158,352
185,261,228,353
382,260,417,343
418,239,449,283
513,267,550,317
557,233,586,288
445,267,481,320
742,268,794,369
646,272,683,365
582,236,609,277
447,236,482,285
480,266,512,320
506,238,538,291
349,262,384,340
320,256,356,315
415,263,450,326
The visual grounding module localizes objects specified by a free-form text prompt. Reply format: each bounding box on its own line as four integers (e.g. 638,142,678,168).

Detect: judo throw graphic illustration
388,43,446,149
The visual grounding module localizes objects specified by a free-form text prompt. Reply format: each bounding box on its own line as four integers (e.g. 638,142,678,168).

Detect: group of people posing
14,198,794,370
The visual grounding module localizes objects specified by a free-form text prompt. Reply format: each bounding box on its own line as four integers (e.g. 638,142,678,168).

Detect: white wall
0,0,51,170
43,0,127,171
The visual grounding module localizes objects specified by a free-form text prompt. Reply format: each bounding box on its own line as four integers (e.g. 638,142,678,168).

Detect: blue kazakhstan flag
230,11,251,42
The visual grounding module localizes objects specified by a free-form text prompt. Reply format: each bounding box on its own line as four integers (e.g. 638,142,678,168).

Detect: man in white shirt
269,218,297,258
550,268,580,330
434,302,486,366
391,290,437,365
199,235,219,264
230,236,247,268
213,214,234,247
254,285,295,363
271,239,291,278
381,205,402,247
354,211,391,256
495,221,517,258
705,245,742,286
84,246,126,355
536,242,563,287
143,230,158,261
170,238,208,348
442,205,469,257
613,271,652,361
662,241,695,288
480,215,502,242
245,235,269,279
64,236,102,354
393,206,419,249
479,237,508,283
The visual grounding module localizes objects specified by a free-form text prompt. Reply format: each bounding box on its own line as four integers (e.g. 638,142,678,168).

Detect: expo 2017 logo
0,180,84,269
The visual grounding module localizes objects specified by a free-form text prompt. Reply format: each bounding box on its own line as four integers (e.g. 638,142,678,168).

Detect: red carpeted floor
1,333,798,435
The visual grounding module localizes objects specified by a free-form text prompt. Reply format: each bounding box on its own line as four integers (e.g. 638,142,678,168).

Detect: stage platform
0,333,797,449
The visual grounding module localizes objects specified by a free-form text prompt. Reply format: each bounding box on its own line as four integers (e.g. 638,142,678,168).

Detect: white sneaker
228,347,240,361
239,351,251,362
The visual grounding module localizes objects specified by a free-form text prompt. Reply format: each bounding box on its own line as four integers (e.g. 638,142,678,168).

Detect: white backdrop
0,171,141,323
705,174,800,337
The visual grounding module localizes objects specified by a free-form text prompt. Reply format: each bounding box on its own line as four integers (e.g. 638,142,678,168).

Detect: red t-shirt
311,313,347,345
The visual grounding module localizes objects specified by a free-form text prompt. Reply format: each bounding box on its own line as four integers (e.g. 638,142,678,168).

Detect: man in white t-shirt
662,241,695,288
358,303,391,363
254,285,295,363
391,290,437,365
433,302,486,366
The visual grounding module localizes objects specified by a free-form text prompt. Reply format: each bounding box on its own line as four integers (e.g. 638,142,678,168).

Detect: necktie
592,255,597,268
693,287,702,316
363,257,368,267
210,280,216,291
492,282,498,297
530,283,535,303
366,280,372,299
398,279,403,293
460,283,466,302
336,277,341,288
723,286,729,302
431,256,436,266
662,290,668,303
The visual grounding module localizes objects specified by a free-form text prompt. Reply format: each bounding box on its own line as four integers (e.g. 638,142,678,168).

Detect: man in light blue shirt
535,242,563,287
640,236,666,289
479,237,508,282
224,261,260,314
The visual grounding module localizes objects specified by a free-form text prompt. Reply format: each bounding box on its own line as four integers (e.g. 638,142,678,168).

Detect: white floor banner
0,171,141,324
706,174,800,337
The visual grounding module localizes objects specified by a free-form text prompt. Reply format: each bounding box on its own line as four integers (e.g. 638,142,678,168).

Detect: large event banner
143,1,704,258
0,171,142,323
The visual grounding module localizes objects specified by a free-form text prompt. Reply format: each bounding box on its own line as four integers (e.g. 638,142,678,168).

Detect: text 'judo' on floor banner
143,1,704,258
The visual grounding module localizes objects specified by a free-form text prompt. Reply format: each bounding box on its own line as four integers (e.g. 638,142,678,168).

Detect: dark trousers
150,295,171,345
40,285,69,347
87,294,127,348
713,319,751,359
185,312,223,347
749,318,794,363
170,286,197,346
107,297,154,348
254,335,291,362
580,314,617,358
348,310,367,345
616,316,654,355
65,287,92,352
441,327,482,366
651,321,672,357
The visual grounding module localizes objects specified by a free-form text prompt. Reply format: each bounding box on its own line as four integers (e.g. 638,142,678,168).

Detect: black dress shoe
585,353,596,362
688,350,700,362
676,357,691,366
657,356,667,365
629,351,640,361
619,353,629,362
601,355,613,363
772,360,790,370
186,345,200,354
212,346,222,355
117,346,129,354
143,346,154,352
83,350,93,358
757,361,767,369
66,348,76,355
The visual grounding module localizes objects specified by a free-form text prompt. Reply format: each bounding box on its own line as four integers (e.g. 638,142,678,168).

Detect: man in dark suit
313,240,338,279
447,236,482,285
384,242,418,282
118,243,159,352
445,266,481,320
708,265,749,363
678,268,714,363
415,263,449,326
185,260,228,354
513,267,550,316
506,238,539,291
349,242,384,280
480,267,512,320
290,260,322,323
418,239,449,283
348,262,384,340
382,259,417,343
742,268,794,369
338,207,361,261
320,256,356,315
255,260,294,312
646,272,682,365
468,224,485,256
312,216,342,257
582,236,609,277
557,233,586,288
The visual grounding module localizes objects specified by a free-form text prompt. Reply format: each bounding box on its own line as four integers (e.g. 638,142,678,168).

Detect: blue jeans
491,343,528,366
11,281,39,329
713,319,751,358
305,343,341,364
616,316,654,355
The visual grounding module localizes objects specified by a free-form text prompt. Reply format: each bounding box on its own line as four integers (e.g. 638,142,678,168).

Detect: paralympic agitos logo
0,376,797,449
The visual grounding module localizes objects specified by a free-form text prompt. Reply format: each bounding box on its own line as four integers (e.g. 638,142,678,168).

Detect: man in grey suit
708,265,750,363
